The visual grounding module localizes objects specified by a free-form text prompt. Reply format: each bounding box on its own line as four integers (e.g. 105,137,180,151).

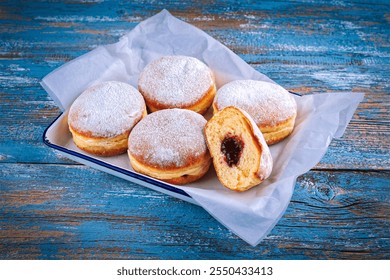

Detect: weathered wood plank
0,164,389,259
1,1,389,74
1,0,389,260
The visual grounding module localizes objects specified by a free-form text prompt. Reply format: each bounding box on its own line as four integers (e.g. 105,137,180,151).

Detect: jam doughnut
205,106,273,192
128,109,211,184
213,80,297,145
68,81,147,156
138,55,216,114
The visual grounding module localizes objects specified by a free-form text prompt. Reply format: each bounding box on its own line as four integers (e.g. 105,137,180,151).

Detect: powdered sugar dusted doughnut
128,109,211,185
68,81,147,156
213,80,297,145
138,55,216,114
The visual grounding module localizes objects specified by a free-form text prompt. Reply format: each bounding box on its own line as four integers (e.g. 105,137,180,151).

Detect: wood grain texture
1,164,389,259
0,0,389,259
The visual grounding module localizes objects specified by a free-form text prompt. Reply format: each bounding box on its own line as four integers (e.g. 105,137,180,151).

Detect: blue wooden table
1,0,389,259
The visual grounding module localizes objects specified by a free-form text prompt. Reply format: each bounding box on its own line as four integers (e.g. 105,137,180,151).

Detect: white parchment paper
41,9,364,246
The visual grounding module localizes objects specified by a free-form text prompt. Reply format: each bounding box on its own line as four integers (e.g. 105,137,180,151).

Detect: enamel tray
43,91,301,206
43,112,197,205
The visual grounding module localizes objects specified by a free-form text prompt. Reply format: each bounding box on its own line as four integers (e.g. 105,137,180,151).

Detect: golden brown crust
69,108,147,157
260,113,296,145
128,151,211,185
140,83,216,115
69,125,130,156
129,144,210,172
213,105,296,145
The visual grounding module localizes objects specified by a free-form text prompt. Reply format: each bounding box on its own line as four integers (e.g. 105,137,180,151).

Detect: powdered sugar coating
215,80,296,127
68,81,145,137
128,109,208,168
138,56,214,107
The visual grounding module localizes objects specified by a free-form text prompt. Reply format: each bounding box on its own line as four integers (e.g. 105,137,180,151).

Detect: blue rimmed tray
43,91,301,205
43,112,197,204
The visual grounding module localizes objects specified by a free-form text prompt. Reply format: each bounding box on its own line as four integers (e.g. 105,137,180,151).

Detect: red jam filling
221,134,244,167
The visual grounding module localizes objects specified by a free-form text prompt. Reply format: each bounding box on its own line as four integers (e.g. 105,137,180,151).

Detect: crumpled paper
41,9,364,246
